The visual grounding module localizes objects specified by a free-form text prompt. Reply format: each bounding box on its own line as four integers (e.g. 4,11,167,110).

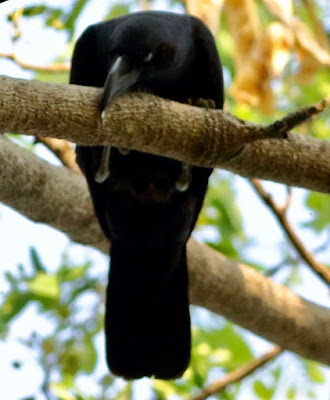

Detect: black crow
70,11,224,380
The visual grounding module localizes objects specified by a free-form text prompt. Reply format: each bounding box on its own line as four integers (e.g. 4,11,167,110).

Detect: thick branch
0,136,107,252
1,135,329,366
0,75,329,193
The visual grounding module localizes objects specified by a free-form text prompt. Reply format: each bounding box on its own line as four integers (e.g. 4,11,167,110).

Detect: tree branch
1,135,329,366
36,137,80,173
0,135,107,252
0,75,329,193
0,52,70,73
250,179,330,285
191,346,282,400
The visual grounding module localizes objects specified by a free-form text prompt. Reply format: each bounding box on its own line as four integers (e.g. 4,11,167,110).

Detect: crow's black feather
70,11,224,380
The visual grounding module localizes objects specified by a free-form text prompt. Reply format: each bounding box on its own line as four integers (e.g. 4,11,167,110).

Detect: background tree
0,0,329,399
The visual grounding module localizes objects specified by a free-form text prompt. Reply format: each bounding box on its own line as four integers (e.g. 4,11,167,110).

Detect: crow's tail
105,243,190,380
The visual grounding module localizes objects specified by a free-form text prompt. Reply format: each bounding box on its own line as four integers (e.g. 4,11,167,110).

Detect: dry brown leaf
225,0,274,113
292,18,330,66
265,0,330,69
295,42,322,84
228,36,274,113
224,0,260,64
229,0,329,108
264,0,293,25
266,22,294,76
303,0,329,50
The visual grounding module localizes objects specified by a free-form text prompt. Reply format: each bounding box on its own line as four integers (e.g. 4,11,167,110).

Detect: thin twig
191,346,282,400
261,98,329,138
250,179,330,286
0,52,70,73
36,137,81,173
280,186,292,214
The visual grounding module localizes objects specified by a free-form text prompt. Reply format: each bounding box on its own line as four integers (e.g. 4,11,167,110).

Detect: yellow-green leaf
28,273,60,299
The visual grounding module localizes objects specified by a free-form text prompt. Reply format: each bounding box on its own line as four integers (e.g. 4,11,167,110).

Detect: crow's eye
143,52,153,62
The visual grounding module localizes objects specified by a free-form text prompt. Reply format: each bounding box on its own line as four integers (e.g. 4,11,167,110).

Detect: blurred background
0,0,329,399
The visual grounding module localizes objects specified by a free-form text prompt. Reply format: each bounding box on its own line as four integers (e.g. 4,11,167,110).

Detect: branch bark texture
1,135,329,366
0,75,329,193
0,136,107,251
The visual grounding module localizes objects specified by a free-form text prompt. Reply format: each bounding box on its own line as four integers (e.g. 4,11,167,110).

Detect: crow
70,11,224,380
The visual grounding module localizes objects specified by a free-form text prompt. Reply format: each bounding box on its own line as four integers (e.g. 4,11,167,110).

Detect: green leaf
304,192,330,233
287,386,297,399
114,383,133,400
35,70,69,83
46,9,65,30
104,3,130,20
4,271,18,289
197,174,246,258
271,366,281,381
153,380,177,399
30,248,46,272
50,382,75,400
0,292,33,329
304,360,325,384
189,351,209,387
28,273,60,300
193,324,253,370
10,6,65,32
253,380,275,400
58,262,91,282
79,335,97,374
22,5,47,17
59,346,80,378
221,391,236,400
299,69,330,115
307,391,316,398
64,0,90,39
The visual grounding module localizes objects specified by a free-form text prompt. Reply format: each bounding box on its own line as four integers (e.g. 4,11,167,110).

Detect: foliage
196,173,246,259
1,249,104,397
0,0,329,399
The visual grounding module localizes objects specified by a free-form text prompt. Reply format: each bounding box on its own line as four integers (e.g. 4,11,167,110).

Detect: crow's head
100,11,192,111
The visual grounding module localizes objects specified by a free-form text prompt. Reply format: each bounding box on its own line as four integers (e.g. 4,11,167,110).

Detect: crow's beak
96,56,140,184
100,55,141,112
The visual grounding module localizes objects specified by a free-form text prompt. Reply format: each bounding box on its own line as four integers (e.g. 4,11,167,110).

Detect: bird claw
185,97,216,109
184,98,193,106
195,98,216,109
95,146,111,183
175,163,192,192
118,147,130,155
